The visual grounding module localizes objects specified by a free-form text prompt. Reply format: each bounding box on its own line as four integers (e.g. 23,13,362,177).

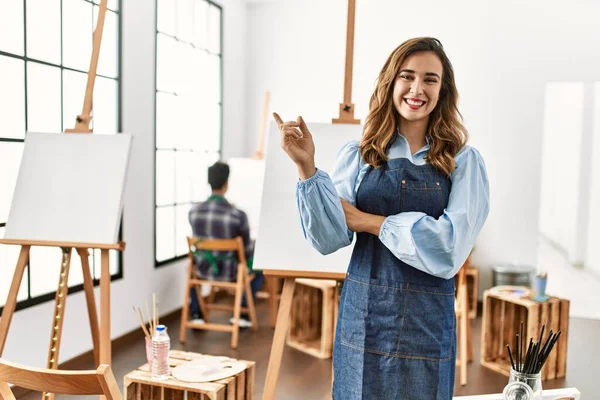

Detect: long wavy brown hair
360,37,467,177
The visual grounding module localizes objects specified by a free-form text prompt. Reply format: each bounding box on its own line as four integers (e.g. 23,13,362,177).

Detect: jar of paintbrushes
133,294,160,370
503,322,562,400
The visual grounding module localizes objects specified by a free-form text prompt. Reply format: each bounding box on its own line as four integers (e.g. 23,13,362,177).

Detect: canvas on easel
4,132,131,244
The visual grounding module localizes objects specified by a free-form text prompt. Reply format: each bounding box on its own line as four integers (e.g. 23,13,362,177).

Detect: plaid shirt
188,195,254,281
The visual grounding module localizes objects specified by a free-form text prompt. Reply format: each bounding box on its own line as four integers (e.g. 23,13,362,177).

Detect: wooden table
123,350,255,400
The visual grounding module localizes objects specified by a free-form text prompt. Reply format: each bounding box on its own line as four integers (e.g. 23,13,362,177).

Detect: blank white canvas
4,132,132,244
253,121,363,275
226,157,265,238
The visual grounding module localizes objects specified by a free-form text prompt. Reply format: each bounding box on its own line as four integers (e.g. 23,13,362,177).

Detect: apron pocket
401,180,446,219
340,275,406,355
395,282,455,360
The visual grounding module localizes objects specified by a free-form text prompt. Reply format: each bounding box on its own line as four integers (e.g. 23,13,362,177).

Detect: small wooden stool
286,278,338,359
480,288,570,380
123,350,255,400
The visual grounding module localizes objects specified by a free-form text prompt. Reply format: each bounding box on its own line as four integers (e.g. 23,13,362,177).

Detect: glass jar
503,368,542,400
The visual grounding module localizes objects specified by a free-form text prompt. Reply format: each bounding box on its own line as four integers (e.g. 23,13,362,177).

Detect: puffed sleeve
295,141,362,254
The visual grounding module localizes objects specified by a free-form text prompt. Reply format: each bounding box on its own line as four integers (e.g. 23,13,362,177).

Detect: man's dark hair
208,161,230,190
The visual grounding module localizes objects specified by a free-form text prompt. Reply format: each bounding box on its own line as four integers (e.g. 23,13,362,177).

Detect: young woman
274,37,490,399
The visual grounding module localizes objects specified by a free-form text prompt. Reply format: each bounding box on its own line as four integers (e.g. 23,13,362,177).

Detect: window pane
156,34,178,93
208,54,221,103
175,96,196,150
175,204,191,256
93,0,119,12
193,0,208,49
191,152,218,201
29,246,63,297
68,249,85,287
156,92,178,149
157,0,176,36
0,142,24,224
26,0,61,64
176,151,193,204
156,150,175,206
0,228,29,307
92,249,118,280
189,50,208,96
93,77,118,133
94,7,119,78
176,0,193,43
0,0,24,55
0,56,25,139
208,5,221,54
27,62,62,133
62,69,88,131
62,0,93,71
156,206,175,262
173,41,192,95
198,103,221,152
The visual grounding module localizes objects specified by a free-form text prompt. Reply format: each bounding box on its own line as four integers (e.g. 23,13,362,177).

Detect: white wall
587,83,600,277
245,0,600,308
2,0,247,366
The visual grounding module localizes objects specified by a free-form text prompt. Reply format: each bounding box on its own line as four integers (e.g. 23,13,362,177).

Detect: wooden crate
124,350,255,400
286,278,338,359
480,289,569,381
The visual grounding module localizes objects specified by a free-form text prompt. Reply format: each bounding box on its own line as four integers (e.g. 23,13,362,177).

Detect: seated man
188,161,264,328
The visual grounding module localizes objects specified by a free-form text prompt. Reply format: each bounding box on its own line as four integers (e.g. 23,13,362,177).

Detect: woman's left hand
340,199,363,232
340,199,385,236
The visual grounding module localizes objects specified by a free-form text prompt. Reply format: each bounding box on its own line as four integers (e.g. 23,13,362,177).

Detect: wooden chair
180,236,258,349
455,259,474,386
0,358,122,400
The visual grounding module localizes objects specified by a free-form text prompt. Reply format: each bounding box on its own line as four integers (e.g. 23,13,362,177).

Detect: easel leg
78,248,100,366
43,248,73,400
100,250,111,395
267,277,278,328
460,288,468,386
0,246,30,355
263,277,295,400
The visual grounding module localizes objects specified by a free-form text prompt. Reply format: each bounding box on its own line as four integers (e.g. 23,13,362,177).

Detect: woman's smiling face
392,51,444,124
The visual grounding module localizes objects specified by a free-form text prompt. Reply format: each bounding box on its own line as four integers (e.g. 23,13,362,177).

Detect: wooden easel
0,1,118,399
332,0,360,125
262,4,360,396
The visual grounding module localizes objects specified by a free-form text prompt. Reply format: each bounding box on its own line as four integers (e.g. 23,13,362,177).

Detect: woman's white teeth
406,99,424,106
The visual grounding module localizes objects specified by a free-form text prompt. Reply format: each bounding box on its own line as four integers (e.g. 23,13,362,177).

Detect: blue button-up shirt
295,134,490,279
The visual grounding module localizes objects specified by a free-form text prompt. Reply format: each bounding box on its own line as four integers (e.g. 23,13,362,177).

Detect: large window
0,0,121,312
155,0,222,265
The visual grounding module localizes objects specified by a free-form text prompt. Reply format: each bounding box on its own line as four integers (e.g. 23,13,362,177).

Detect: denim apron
333,157,456,400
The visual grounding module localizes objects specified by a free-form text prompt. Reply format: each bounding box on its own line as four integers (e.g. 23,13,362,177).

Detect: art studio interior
0,0,599,399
